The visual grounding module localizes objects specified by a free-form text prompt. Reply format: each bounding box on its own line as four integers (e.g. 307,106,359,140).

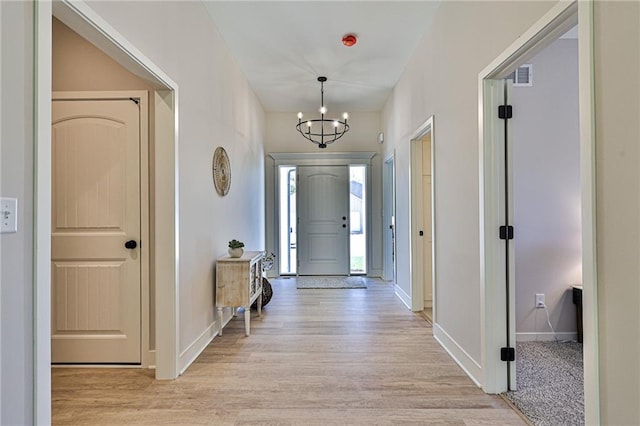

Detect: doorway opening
478,1,598,423
277,164,369,276
270,152,376,278
409,116,435,315
382,155,396,283
500,27,584,424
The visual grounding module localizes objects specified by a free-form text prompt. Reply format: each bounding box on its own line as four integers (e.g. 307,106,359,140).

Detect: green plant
228,239,245,249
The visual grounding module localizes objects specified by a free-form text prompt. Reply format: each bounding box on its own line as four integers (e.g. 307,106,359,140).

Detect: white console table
216,251,264,336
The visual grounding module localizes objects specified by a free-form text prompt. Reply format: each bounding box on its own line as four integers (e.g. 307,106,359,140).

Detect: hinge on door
499,225,514,240
498,105,513,119
500,347,515,362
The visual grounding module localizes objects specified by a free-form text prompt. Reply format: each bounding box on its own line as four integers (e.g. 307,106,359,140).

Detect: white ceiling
203,1,441,113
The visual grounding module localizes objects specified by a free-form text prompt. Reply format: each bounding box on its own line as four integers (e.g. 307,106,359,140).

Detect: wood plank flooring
52,278,525,425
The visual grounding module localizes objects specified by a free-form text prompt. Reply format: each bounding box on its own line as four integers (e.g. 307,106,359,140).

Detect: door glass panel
279,166,297,274
350,165,367,274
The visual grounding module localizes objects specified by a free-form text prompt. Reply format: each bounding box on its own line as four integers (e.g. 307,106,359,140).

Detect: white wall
73,1,266,370
0,2,35,423
511,38,581,338
264,111,384,277
381,0,558,367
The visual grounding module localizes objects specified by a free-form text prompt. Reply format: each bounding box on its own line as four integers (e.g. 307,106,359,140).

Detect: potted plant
228,239,245,258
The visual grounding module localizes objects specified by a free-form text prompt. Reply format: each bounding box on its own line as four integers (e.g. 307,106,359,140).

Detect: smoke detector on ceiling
342,33,357,47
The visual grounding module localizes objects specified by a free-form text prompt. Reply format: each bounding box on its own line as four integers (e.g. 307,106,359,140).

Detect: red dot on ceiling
342,34,357,47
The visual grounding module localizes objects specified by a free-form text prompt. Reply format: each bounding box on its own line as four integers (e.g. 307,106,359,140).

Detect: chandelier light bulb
343,112,349,120
320,106,327,114
297,112,303,119
306,121,312,127
333,121,339,127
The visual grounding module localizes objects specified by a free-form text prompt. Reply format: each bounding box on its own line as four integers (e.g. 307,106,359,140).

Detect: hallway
52,279,525,425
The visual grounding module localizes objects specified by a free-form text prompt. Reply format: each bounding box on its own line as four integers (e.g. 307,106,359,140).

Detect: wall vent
507,64,533,87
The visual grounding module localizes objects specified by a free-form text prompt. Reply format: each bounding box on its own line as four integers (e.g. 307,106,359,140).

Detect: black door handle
342,224,347,228
125,240,137,249
343,216,347,220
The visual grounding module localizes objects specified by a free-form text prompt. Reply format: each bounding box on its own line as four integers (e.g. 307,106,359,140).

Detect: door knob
343,216,347,220
342,224,347,228
124,240,137,249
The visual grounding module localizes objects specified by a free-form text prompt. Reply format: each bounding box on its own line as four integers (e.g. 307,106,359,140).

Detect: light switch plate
1,197,18,233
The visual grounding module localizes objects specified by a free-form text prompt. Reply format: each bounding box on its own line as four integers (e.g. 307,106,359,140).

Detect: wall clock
212,147,231,196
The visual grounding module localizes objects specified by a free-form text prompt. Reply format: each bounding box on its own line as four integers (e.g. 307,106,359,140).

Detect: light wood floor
52,278,525,425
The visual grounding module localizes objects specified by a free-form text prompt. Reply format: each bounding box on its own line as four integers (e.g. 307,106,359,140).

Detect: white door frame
409,116,436,313
478,1,599,423
267,152,377,277
35,0,180,421
382,153,396,282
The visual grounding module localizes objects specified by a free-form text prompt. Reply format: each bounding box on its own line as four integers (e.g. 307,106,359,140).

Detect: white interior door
51,96,141,364
297,165,350,275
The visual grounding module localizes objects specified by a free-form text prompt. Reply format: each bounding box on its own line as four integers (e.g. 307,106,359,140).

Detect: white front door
51,96,141,364
297,165,350,275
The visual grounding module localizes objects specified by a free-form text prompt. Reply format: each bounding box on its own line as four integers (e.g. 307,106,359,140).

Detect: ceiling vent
507,64,533,87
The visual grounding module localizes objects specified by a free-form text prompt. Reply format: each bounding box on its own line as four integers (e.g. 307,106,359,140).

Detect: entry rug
296,276,367,289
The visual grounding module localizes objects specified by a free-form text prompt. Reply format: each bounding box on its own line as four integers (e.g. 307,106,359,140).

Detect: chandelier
296,76,349,149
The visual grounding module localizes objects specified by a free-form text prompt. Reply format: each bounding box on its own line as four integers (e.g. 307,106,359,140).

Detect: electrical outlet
535,293,545,308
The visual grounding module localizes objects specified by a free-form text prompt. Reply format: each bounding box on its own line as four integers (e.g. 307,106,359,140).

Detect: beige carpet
295,276,367,289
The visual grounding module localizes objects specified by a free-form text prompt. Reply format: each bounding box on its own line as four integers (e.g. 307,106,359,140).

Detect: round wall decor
212,147,231,196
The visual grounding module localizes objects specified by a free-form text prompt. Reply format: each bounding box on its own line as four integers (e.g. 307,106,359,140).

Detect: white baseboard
394,284,411,309
368,268,383,278
178,308,240,374
178,322,217,374
145,350,156,369
433,323,482,387
516,332,578,342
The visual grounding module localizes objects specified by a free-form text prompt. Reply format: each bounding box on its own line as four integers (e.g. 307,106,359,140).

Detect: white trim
382,154,396,282
37,0,181,392
409,116,434,312
478,3,598,419
34,1,53,423
394,284,411,310
516,332,578,342
578,2,599,424
479,1,578,80
153,89,179,379
267,151,377,277
410,139,424,311
269,151,377,164
179,322,217,374
52,1,175,89
429,119,437,324
433,323,482,387
367,269,383,278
